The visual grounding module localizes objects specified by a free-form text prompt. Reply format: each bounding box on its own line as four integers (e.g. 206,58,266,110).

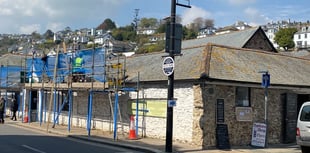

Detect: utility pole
133,9,140,32
165,0,190,152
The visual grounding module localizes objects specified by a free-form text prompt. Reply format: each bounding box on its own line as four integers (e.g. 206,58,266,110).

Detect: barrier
128,115,137,140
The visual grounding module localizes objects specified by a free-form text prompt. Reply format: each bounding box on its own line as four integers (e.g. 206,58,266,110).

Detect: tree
139,18,158,28
43,29,54,40
156,23,166,34
112,25,136,41
188,17,214,32
97,18,117,31
183,26,197,40
31,31,41,40
274,28,297,51
204,19,214,28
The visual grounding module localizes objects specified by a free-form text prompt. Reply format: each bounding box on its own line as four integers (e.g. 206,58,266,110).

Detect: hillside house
294,26,310,50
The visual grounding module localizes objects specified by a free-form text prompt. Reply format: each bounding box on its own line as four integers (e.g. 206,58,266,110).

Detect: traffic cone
128,115,137,140
23,109,28,123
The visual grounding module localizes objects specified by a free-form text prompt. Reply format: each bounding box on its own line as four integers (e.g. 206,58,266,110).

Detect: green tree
139,18,158,28
136,40,165,54
97,18,117,31
156,23,166,33
31,31,42,40
43,29,54,39
183,26,197,40
112,25,136,41
274,28,297,51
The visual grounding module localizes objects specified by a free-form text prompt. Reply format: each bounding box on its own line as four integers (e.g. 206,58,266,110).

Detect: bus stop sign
162,57,175,76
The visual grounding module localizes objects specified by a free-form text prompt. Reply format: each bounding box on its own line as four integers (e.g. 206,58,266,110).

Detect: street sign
162,57,175,76
251,122,267,147
262,73,270,88
165,23,183,54
168,100,176,107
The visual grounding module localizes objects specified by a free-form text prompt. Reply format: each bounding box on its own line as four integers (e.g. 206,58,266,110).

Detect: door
281,93,297,143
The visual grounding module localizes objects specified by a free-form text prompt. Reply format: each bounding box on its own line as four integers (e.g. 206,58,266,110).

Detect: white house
294,26,310,50
197,27,216,38
136,27,157,35
265,27,279,48
73,36,89,44
94,32,113,45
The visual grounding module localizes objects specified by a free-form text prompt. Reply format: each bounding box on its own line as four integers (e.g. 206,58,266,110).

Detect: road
0,122,142,153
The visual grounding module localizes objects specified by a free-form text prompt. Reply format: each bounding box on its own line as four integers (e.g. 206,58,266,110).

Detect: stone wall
25,82,195,143
128,83,194,142
195,84,287,148
21,82,289,148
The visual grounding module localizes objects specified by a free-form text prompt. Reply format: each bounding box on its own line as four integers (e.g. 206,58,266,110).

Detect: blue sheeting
25,47,107,83
0,66,22,87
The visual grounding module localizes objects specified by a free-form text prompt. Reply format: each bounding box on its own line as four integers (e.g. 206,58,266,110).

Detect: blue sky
0,0,309,34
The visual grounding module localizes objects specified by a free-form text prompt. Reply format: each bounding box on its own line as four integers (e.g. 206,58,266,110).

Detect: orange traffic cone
128,115,137,140
23,109,28,123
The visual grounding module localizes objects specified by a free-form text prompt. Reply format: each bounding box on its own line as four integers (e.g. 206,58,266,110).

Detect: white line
21,144,46,153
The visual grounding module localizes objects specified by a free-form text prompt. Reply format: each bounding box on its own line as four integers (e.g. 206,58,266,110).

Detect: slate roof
125,43,310,87
204,44,310,86
0,54,27,66
182,27,259,49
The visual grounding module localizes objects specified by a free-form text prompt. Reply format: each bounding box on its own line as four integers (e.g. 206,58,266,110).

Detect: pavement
3,117,301,153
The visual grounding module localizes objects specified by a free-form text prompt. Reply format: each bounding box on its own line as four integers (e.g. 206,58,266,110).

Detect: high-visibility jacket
74,57,83,67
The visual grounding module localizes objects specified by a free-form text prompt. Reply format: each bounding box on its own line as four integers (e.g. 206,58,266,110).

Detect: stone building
122,42,310,148
15,26,310,149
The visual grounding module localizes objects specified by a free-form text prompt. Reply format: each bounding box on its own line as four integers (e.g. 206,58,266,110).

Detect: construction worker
72,53,85,82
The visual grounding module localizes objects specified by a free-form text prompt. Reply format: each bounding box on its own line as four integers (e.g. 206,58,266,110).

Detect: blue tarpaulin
25,47,107,83
0,66,22,87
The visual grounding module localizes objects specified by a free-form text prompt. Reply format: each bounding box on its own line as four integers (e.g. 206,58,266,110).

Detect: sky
0,0,309,34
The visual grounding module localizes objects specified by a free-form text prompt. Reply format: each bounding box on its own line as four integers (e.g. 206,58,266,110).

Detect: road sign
262,73,270,88
168,100,176,107
165,23,183,54
162,57,175,76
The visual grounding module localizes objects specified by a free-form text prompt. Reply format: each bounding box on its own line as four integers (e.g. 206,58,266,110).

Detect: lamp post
165,1,190,152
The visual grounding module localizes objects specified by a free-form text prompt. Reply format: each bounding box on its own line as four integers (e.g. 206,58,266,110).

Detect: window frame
235,87,251,107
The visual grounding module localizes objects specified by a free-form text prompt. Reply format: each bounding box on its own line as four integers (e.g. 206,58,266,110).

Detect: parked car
297,101,310,153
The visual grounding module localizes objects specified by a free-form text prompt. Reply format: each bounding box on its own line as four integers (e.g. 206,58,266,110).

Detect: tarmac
3,117,301,153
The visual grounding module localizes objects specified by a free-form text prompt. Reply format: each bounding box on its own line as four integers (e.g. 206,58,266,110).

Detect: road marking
22,144,46,153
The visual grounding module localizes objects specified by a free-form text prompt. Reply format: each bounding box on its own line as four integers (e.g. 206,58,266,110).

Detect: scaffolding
0,43,146,140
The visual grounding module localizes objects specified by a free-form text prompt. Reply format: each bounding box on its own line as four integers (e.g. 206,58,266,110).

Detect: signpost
165,1,190,152
258,71,270,148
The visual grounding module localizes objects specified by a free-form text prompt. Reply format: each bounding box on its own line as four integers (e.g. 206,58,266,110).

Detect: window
305,33,307,39
300,106,310,121
299,34,301,39
235,87,250,107
297,41,302,47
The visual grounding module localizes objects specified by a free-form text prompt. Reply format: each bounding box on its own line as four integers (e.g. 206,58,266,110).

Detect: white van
297,101,310,153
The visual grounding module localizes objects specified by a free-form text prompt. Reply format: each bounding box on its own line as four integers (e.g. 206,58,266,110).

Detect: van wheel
301,146,310,153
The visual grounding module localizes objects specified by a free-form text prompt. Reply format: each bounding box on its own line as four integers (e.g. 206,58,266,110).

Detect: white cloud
0,8,13,15
19,24,41,34
228,0,256,5
46,22,64,32
181,5,212,25
0,0,128,34
244,7,271,26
